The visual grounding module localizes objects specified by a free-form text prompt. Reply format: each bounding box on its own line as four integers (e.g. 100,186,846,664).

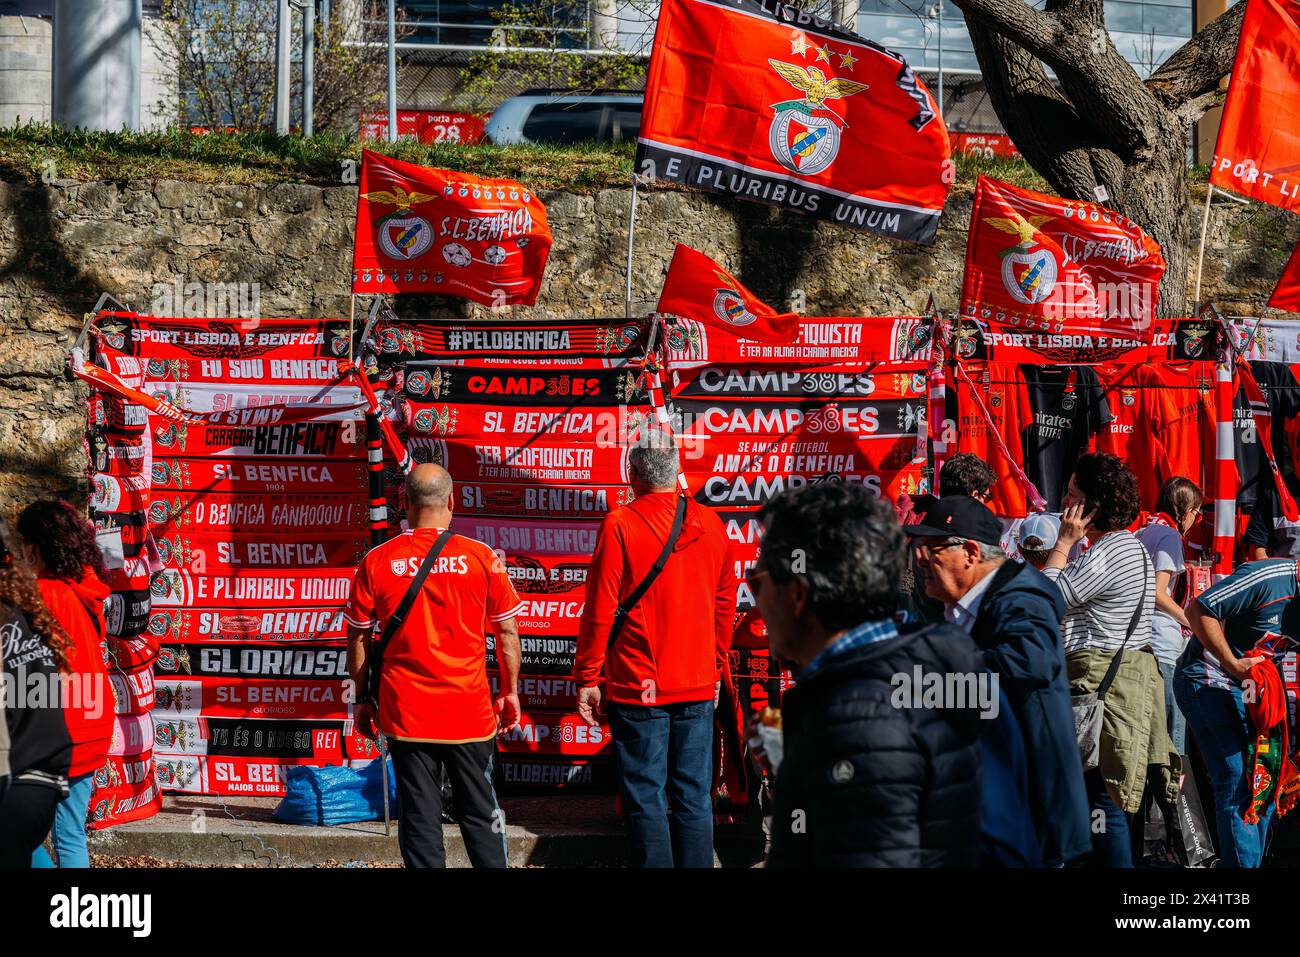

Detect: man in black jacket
906,495,1092,866
755,483,990,867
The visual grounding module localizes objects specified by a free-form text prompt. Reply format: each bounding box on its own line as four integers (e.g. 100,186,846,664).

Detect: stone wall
0,176,1295,509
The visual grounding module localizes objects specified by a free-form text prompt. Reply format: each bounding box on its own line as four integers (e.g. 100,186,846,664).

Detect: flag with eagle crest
636,0,950,244
961,176,1165,344
657,243,799,343
352,150,552,305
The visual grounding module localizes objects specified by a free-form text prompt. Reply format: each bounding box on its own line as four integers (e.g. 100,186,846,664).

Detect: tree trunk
952,1,1246,319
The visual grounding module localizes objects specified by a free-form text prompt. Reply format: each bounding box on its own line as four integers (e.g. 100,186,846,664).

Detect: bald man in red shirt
347,463,523,868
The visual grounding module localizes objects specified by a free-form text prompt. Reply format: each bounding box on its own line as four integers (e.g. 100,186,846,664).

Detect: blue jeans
32,772,94,868
1085,769,1132,867
1174,672,1274,868
608,700,714,868
1159,661,1187,755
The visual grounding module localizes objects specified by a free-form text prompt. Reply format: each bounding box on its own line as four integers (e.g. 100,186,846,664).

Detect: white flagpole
624,173,641,320
1194,183,1215,306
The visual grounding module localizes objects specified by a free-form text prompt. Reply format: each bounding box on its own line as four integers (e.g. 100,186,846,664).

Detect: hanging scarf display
147,607,349,645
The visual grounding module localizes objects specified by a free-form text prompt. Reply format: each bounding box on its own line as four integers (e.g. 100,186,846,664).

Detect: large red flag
352,150,551,305
1210,0,1300,212
656,244,799,343
961,177,1165,346
1270,240,1300,312
637,0,950,244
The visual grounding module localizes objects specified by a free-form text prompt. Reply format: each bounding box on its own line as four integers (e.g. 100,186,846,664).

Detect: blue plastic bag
272,759,399,826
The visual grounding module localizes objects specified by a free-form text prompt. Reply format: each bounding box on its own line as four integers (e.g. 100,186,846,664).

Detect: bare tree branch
948,0,1065,68
1174,88,1226,126
1145,1,1244,109
964,14,1122,196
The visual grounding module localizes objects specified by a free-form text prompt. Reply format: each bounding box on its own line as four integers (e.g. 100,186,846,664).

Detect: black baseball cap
901,495,1003,546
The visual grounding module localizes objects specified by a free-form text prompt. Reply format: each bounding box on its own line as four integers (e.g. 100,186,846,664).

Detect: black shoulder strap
608,495,689,647
1097,542,1151,701
365,529,455,704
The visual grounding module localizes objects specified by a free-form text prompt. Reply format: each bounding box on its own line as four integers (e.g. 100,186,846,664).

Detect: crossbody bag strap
608,495,689,648
365,529,456,704
1096,544,1151,702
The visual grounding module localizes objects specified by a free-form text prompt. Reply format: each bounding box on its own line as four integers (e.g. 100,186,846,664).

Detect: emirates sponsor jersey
1097,364,1178,510
1021,365,1111,511
1235,361,1300,511
344,527,525,743
949,361,1032,518
1149,362,1217,494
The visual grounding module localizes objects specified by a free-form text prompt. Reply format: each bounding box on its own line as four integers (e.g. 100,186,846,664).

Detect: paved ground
86,793,769,867
87,794,629,868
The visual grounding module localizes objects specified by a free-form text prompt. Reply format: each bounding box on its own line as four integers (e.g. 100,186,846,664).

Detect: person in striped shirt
1043,453,1159,867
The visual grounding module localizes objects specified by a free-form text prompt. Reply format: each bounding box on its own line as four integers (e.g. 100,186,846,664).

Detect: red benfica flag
1210,0,1300,212
637,0,950,244
961,176,1165,339
352,150,551,306
657,243,798,343
1270,240,1300,312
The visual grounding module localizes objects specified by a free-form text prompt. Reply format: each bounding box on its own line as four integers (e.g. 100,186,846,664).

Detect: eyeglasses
918,540,964,560
745,565,770,594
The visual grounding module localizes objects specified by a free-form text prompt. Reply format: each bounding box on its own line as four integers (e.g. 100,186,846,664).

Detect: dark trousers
0,780,60,869
390,738,507,869
608,699,715,868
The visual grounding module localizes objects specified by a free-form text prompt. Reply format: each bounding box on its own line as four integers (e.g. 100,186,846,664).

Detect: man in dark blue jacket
906,495,1092,866
756,483,1002,867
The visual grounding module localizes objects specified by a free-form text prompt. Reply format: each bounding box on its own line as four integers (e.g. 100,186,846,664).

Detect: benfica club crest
380,215,435,260
598,323,641,353
156,646,192,675
766,60,868,175
1179,324,1210,359
363,184,438,260
98,320,128,351
665,321,702,356
713,286,757,328
379,326,417,355
413,405,457,435
985,211,1059,305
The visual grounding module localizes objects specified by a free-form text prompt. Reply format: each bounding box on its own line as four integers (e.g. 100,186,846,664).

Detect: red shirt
39,568,113,779
1154,362,1218,494
1097,363,1177,510
345,528,524,743
951,361,1032,517
574,493,737,706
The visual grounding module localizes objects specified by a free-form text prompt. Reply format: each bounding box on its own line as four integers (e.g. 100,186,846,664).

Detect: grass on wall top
0,122,1059,197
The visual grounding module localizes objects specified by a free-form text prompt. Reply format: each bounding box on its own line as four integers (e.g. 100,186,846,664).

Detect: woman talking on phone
1041,452,1173,868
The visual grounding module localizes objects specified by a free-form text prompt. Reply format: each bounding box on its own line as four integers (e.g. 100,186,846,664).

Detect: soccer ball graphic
484,245,507,266
441,243,472,268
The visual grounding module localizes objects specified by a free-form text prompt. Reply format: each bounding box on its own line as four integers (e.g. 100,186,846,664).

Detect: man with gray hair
574,431,736,867
904,495,1091,865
